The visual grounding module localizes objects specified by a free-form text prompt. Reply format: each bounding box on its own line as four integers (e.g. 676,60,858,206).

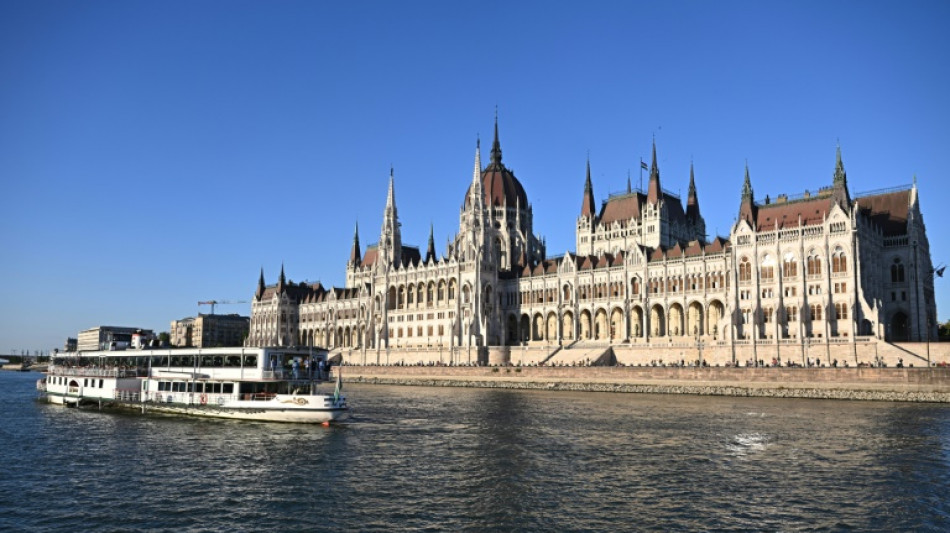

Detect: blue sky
1,1,948,353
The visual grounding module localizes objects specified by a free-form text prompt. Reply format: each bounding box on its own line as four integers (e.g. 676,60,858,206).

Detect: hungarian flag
641,161,649,171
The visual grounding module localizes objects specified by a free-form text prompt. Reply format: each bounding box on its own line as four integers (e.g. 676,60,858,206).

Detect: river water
2,370,949,531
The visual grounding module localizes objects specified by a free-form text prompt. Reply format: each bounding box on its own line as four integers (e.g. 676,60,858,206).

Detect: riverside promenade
342,365,950,403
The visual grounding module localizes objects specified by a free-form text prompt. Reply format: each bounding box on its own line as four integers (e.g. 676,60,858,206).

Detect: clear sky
1,0,948,353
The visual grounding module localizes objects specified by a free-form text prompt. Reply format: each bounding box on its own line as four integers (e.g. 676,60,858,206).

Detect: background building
77,326,154,351
171,314,249,347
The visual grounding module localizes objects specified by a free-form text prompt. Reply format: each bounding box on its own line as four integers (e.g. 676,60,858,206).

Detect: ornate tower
685,162,706,241
738,164,757,228
642,140,667,248
576,157,597,255
378,169,402,269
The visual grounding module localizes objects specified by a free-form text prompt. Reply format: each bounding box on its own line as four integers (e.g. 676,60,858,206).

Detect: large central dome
465,120,528,208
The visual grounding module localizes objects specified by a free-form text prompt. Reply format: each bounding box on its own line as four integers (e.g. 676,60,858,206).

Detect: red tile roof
856,189,910,237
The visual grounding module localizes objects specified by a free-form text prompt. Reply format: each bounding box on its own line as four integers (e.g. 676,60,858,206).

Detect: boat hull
140,403,348,423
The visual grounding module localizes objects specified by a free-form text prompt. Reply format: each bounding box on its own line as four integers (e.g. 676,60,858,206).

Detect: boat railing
263,369,330,382
114,388,142,403
145,391,237,406
49,366,146,379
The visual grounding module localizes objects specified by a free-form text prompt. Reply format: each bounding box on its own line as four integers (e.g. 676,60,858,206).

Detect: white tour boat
36,346,348,424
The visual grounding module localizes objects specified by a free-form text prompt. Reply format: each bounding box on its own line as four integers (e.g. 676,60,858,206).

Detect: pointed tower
276,263,287,294
686,162,699,219
647,139,662,205
348,222,362,267
255,268,266,301
831,144,851,210
738,163,757,227
379,168,402,268
581,157,596,219
425,222,436,263
469,138,485,212
490,109,503,167
685,162,706,241
576,157,597,256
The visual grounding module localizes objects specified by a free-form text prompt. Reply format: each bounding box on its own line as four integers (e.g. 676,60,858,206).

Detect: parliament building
245,118,937,366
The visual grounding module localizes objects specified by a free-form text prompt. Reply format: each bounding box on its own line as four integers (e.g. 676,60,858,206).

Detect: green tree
939,320,950,341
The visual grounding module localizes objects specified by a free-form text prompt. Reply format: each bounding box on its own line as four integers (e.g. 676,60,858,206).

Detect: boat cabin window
222,383,233,394
244,355,257,368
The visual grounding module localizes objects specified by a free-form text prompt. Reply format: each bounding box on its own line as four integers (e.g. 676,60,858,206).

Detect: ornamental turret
379,169,402,268
738,163,757,228
831,144,851,210
581,157,596,219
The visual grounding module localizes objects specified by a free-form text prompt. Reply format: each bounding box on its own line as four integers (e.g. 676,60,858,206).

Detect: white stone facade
245,123,938,365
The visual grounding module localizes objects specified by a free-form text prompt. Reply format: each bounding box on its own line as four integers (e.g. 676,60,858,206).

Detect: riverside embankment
342,365,950,402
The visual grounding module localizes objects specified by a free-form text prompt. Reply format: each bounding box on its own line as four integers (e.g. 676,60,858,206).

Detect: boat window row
47,376,104,388
156,381,235,394
78,354,259,369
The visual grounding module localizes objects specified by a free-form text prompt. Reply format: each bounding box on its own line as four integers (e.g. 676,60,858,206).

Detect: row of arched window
386,279,459,310
747,303,851,324
740,249,849,282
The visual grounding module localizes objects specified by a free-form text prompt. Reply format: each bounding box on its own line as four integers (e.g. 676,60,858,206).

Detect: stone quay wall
336,341,950,369
340,365,950,403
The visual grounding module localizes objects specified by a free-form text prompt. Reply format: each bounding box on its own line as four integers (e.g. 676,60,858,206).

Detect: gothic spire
490,108,502,166
686,162,700,221
831,143,851,209
349,222,361,266
425,222,436,263
834,143,847,185
255,267,266,301
469,137,485,210
385,167,396,212
738,163,757,227
581,156,596,219
380,168,402,267
277,263,286,294
647,138,662,204
741,163,753,201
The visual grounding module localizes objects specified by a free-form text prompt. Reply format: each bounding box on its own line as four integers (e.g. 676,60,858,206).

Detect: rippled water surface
3,371,950,531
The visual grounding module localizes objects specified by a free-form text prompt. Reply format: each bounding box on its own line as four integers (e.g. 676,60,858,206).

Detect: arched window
761,254,775,281
783,253,798,278
810,304,823,321
739,257,752,282
835,302,848,320
786,305,798,322
832,248,848,273
807,254,822,277
891,258,905,283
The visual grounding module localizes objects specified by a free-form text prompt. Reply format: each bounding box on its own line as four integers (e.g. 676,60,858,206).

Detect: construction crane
197,300,248,314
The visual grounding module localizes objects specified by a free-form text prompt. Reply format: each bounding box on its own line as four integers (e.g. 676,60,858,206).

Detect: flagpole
639,157,644,192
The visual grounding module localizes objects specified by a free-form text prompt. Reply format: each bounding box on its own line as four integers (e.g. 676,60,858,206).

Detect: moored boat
37,346,347,423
